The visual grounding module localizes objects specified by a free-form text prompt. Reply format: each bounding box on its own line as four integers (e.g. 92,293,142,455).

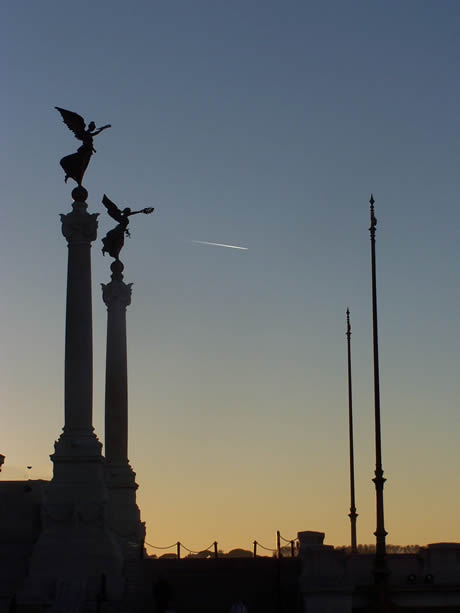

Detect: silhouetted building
1,497,459,613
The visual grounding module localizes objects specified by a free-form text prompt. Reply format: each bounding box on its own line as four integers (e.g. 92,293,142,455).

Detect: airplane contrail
192,240,248,250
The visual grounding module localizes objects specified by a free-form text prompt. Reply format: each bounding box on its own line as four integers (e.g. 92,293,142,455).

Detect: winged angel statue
55,107,111,186
101,194,154,260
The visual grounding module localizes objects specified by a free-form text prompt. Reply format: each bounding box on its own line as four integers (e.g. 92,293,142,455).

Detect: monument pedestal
105,462,145,553
19,188,123,610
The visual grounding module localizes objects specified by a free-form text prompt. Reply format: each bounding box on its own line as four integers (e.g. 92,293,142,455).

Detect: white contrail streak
192,240,248,250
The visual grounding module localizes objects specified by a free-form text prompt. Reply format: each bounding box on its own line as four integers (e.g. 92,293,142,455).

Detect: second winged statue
101,194,154,260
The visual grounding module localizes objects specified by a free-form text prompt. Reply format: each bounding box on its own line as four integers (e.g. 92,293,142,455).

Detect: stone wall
0,480,47,609
298,531,460,612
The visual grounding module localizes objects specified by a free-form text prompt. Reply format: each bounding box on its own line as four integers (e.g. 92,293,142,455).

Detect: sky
2,1,460,554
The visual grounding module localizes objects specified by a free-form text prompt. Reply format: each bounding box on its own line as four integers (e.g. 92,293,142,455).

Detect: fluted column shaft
102,262,144,551
102,262,132,464
60,188,98,434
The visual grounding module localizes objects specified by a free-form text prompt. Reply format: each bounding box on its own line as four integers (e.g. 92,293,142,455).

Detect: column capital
102,279,132,309
102,261,132,308
61,188,98,245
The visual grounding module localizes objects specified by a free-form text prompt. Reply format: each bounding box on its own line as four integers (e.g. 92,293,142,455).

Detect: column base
105,462,146,556
18,431,124,609
48,429,107,501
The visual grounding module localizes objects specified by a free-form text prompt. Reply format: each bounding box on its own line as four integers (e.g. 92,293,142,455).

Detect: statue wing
55,107,86,140
102,194,124,223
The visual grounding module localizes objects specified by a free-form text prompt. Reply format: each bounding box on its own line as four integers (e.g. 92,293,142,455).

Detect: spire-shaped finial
369,193,377,232
346,308,351,337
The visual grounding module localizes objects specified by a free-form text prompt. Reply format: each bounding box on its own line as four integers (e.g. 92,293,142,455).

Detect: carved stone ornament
61,203,98,245
77,502,106,525
41,503,75,531
52,430,103,460
106,462,138,488
101,278,132,309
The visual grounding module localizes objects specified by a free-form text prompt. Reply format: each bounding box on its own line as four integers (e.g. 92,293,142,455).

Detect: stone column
20,187,123,607
102,259,145,554
60,187,98,437
51,186,104,470
103,260,131,464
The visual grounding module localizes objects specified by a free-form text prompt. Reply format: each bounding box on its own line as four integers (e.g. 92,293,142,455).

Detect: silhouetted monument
55,107,111,186
18,118,123,609
101,193,152,606
1,108,459,612
101,193,153,260
102,256,146,557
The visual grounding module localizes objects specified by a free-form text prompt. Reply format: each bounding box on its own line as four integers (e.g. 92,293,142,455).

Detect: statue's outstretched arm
92,124,111,136
127,207,154,216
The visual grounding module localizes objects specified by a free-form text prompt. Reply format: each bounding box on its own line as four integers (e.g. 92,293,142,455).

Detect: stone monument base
17,432,125,611
105,462,146,557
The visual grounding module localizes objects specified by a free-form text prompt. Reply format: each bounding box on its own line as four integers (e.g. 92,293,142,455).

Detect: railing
145,531,299,559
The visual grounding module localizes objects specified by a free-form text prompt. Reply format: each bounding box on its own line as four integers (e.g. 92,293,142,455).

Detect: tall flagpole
346,308,358,553
369,194,388,610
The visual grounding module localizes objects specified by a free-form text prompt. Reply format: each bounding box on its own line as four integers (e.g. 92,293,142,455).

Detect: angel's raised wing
55,107,86,141
102,194,125,223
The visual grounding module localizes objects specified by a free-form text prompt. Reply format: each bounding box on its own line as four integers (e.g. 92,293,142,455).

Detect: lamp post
346,309,358,553
369,194,388,609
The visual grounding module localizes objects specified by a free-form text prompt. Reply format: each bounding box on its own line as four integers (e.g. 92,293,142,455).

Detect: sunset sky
2,1,459,553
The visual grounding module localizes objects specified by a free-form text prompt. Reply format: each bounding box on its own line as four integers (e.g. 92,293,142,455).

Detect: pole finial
369,194,377,232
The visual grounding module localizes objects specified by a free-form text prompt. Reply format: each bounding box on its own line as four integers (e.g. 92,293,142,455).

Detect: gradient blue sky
2,1,459,552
